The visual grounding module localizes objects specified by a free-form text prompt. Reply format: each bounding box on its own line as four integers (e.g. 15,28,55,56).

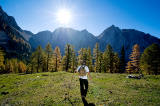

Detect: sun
56,9,72,25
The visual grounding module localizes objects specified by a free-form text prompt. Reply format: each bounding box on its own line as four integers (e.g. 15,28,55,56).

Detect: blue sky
0,0,160,38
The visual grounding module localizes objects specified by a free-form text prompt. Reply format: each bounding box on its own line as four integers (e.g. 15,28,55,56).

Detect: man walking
75,61,91,98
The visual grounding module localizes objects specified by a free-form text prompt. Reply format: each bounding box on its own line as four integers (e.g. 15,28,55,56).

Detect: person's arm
75,66,80,73
85,66,92,80
71,66,80,80
74,69,78,73
87,72,92,80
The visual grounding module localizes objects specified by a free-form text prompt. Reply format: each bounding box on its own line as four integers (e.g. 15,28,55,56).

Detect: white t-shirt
76,65,89,79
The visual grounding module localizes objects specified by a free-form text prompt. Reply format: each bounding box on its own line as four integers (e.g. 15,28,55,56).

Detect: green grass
0,72,160,106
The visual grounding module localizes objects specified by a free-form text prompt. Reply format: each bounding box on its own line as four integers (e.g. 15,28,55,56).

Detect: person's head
80,60,85,65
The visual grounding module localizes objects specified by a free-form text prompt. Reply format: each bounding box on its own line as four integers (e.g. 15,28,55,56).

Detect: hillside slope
0,6,31,58
98,25,160,60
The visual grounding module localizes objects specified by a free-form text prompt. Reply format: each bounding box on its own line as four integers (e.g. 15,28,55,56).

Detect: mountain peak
98,25,121,39
108,25,121,33
101,25,121,34
0,6,22,31
108,25,120,30
55,27,74,30
0,6,5,16
0,6,4,13
81,29,88,33
0,6,2,12
110,24,116,28
36,30,52,35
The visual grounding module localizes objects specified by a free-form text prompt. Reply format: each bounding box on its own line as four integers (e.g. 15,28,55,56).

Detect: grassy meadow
0,72,160,106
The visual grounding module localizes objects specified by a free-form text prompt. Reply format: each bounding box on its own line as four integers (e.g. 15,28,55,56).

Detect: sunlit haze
56,9,72,25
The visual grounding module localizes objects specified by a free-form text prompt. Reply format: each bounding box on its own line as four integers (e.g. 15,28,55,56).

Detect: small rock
109,91,112,94
1,85,5,88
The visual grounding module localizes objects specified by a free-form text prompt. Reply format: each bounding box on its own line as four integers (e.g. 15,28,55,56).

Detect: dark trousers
79,78,88,97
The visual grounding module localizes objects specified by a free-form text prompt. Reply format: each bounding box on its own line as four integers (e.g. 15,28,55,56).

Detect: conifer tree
18,61,27,73
0,47,5,73
71,47,77,72
103,52,107,73
10,59,19,73
53,46,61,72
31,46,44,73
41,55,47,72
45,43,53,71
63,44,72,72
140,43,160,75
113,53,120,73
93,43,100,72
103,44,114,73
128,44,140,73
30,53,35,73
26,63,33,74
119,46,125,73
78,48,84,65
78,48,88,65
98,52,103,73
86,47,93,72
126,61,133,74
5,59,13,73
83,48,88,64
61,55,66,71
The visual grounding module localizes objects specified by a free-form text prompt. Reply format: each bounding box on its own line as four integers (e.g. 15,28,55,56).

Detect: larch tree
45,43,53,72
140,43,160,75
18,61,27,73
41,55,47,72
78,48,84,65
10,59,19,73
98,52,103,73
86,47,93,72
64,44,72,72
0,47,5,73
126,61,133,74
71,47,77,72
5,59,13,73
31,46,44,73
103,52,107,73
61,55,66,71
78,48,87,65
26,63,33,74
103,44,114,73
53,46,61,72
113,53,120,73
93,43,100,72
29,52,36,73
129,44,141,73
